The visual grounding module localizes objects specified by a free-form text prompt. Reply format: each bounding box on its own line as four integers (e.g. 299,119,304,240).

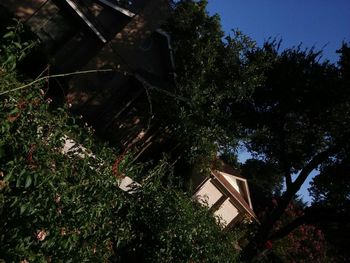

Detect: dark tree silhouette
238,43,350,261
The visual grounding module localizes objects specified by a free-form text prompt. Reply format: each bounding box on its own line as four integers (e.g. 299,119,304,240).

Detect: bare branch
0,68,127,96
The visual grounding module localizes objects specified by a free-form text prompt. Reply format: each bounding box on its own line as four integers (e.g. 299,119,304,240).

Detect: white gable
219,171,241,193
217,171,253,210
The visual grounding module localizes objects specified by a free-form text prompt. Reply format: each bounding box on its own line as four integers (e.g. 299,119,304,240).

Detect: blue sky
207,0,350,203
207,0,350,62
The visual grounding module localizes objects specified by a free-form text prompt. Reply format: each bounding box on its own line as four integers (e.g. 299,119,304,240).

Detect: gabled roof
211,169,259,222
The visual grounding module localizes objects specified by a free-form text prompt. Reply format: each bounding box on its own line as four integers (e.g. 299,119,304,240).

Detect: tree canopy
237,42,350,261
164,0,265,164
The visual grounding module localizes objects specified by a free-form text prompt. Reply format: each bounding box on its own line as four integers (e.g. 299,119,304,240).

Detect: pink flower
0,180,7,190
271,198,278,207
60,227,67,236
36,229,47,241
264,240,273,250
54,193,61,204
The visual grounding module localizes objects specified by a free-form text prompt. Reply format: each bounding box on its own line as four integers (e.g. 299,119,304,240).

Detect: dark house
1,0,175,157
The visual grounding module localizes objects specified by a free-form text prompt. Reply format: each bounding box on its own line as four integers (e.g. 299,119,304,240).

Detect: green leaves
0,64,117,260
24,175,32,188
0,9,246,262
0,74,240,261
0,145,5,159
162,1,266,166
121,170,239,263
3,30,15,39
0,18,38,72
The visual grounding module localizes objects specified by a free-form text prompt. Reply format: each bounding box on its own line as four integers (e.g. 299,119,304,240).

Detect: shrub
0,21,239,262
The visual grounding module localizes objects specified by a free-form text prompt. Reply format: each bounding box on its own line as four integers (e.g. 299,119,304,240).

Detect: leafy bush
0,76,125,261
0,85,239,262
0,18,38,73
255,201,332,263
117,161,239,263
0,20,239,262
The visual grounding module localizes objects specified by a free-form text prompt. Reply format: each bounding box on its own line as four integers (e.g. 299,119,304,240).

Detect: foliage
115,161,239,263
248,199,331,262
237,42,350,261
268,202,330,263
0,78,239,263
164,0,266,168
0,24,240,262
309,43,350,211
0,17,38,73
0,73,124,262
237,44,341,170
309,157,350,261
310,158,350,210
240,159,284,213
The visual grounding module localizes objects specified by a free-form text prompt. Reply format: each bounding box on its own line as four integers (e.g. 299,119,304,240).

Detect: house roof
216,159,246,179
211,169,259,222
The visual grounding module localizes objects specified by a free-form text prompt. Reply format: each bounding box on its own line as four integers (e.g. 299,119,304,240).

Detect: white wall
214,198,239,226
194,180,223,208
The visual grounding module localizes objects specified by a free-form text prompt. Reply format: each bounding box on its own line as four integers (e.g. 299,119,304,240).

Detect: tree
240,159,284,214
163,0,265,167
308,148,350,261
236,42,350,261
255,201,331,263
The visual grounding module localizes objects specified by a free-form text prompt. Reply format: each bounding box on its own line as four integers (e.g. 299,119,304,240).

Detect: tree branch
285,169,292,189
0,68,125,96
269,206,350,241
291,145,339,192
278,122,292,189
269,215,307,241
241,145,340,261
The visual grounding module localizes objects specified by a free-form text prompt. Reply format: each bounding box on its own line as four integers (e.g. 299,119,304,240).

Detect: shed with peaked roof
193,164,258,228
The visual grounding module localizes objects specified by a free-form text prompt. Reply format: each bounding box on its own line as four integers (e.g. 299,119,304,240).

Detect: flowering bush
258,201,332,262
0,20,240,262
274,223,328,262
0,84,240,262
0,80,127,261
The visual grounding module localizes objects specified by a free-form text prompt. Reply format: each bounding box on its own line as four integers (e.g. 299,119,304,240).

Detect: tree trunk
240,146,337,262
240,185,297,261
